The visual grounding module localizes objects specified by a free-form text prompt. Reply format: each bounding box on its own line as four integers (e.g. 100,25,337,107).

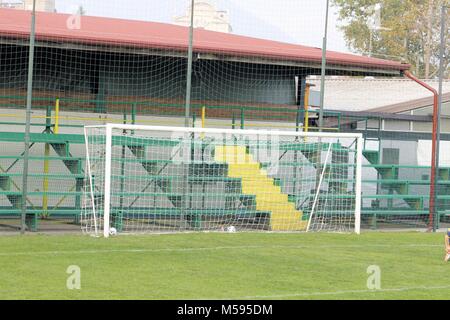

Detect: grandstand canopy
0,8,409,76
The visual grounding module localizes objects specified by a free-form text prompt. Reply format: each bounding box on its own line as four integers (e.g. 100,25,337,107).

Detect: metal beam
0,37,189,58
196,53,403,76
344,129,450,142
324,110,432,122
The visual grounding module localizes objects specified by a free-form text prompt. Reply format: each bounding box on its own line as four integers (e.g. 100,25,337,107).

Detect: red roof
0,8,409,72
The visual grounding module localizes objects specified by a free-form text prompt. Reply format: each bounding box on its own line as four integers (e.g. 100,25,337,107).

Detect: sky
55,0,351,53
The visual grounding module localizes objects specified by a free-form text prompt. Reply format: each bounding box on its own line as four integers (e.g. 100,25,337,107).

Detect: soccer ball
109,227,117,236
226,226,236,233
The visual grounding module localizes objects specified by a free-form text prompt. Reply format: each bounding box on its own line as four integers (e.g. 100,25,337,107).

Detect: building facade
0,0,55,12
173,0,232,33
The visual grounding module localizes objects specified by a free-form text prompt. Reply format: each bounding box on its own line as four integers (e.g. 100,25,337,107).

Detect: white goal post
82,124,363,237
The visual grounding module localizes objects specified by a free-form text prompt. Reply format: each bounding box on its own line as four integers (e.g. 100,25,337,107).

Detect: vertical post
54,98,60,134
404,71,438,231
318,0,330,132
184,0,195,127
84,127,98,235
21,0,37,234
201,106,206,138
240,108,244,129
41,162,49,222
297,77,306,132
337,113,341,131
103,124,113,238
131,103,137,136
117,115,127,232
435,4,446,231
355,136,363,235
304,84,310,133
201,106,206,128
45,104,52,130
131,103,137,125
43,105,52,218
74,160,82,225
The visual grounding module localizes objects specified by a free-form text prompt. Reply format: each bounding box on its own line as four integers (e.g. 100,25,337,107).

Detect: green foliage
0,232,448,299
332,0,449,78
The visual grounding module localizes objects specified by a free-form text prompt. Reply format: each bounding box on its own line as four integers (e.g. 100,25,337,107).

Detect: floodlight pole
434,4,447,232
319,0,330,131
21,0,36,234
184,0,195,127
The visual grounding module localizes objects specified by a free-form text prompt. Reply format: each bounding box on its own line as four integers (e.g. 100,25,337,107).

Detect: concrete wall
412,101,450,132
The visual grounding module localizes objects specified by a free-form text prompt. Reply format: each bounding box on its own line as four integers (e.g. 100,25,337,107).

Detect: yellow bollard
54,98,60,134
201,106,206,139
202,106,206,128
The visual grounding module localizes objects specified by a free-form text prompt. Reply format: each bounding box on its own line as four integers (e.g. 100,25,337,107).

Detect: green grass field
0,232,449,300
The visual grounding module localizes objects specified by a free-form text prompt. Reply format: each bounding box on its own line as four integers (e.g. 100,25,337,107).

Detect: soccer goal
82,124,363,237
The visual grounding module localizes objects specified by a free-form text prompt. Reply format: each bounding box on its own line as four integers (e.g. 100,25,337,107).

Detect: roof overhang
367,92,450,113
0,8,410,76
0,36,407,77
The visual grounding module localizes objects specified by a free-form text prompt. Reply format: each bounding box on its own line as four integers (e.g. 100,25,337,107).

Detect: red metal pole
404,71,439,231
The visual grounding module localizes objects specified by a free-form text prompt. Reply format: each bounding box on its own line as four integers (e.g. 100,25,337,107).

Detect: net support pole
296,77,306,132
21,0,37,234
184,0,195,128
43,106,52,218
103,124,113,238
318,0,330,132
355,136,363,235
435,4,446,231
404,71,439,232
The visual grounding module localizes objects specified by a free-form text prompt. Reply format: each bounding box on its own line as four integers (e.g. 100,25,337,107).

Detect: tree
332,0,449,78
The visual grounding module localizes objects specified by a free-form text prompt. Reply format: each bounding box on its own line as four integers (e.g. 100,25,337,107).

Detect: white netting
82,125,362,236
1,1,442,234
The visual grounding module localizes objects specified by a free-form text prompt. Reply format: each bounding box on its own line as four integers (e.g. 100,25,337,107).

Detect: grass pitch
0,232,448,300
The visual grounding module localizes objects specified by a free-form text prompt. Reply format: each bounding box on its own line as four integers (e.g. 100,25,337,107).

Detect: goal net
82,124,363,237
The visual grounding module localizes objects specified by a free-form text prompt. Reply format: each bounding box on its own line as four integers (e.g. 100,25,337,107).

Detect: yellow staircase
215,145,307,231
